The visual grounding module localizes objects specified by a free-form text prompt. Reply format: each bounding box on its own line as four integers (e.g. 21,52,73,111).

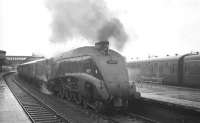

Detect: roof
184,54,200,61
129,56,180,63
128,53,200,64
0,50,6,53
52,46,121,61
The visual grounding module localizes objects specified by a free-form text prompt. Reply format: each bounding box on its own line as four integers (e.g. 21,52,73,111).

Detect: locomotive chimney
95,41,109,55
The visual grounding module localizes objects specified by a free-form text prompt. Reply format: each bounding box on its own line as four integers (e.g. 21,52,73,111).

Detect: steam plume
47,0,128,50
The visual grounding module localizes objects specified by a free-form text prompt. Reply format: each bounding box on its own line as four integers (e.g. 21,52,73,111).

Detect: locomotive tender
17,41,140,111
128,52,200,88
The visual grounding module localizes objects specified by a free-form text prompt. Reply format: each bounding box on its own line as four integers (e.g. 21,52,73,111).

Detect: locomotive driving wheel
57,86,65,99
64,89,71,101
94,101,104,113
68,90,73,101
82,98,88,109
74,93,82,105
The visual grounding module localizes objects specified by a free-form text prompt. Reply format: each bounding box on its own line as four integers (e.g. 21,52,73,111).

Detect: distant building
1,49,45,66
5,56,44,66
23,56,44,63
0,50,44,72
0,50,6,72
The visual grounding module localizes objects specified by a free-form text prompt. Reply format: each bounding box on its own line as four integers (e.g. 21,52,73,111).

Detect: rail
3,73,71,123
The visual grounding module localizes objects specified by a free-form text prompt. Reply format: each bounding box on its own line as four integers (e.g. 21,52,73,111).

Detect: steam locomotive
128,52,200,88
17,41,140,112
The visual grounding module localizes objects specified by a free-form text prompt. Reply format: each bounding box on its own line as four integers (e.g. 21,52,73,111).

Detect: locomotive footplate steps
0,75,31,123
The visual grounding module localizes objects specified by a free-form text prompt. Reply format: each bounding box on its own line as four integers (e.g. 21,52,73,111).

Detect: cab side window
84,59,92,74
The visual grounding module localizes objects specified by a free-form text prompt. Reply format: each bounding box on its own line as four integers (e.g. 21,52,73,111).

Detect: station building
0,50,6,72
0,50,44,72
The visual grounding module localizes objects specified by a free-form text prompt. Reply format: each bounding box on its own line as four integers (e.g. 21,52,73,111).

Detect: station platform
0,75,31,123
136,82,200,112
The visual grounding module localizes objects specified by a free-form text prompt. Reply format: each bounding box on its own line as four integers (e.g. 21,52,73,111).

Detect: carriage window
165,63,168,67
154,63,158,73
159,65,163,73
150,64,153,73
190,62,200,74
170,64,176,73
184,64,187,72
170,64,173,73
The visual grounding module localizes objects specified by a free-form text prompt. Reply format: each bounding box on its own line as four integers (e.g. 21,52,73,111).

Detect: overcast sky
1,0,200,60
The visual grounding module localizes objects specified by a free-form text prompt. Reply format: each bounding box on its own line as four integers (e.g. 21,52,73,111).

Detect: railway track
3,72,159,123
3,73,71,123
127,113,158,123
108,112,158,123
5,72,199,123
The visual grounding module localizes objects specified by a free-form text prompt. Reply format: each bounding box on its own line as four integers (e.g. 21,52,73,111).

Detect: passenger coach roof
184,54,200,60
129,56,180,63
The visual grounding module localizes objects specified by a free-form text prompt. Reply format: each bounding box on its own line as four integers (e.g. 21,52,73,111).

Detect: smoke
40,83,52,95
46,0,128,50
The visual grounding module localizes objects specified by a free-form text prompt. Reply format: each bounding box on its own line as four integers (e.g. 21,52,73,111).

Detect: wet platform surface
0,76,31,123
136,82,200,112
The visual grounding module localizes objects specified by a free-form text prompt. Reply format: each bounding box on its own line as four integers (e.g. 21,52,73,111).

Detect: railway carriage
128,57,179,85
128,53,200,88
183,55,200,87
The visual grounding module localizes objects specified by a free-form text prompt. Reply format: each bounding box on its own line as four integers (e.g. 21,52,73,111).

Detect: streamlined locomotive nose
106,81,130,107
108,81,130,98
